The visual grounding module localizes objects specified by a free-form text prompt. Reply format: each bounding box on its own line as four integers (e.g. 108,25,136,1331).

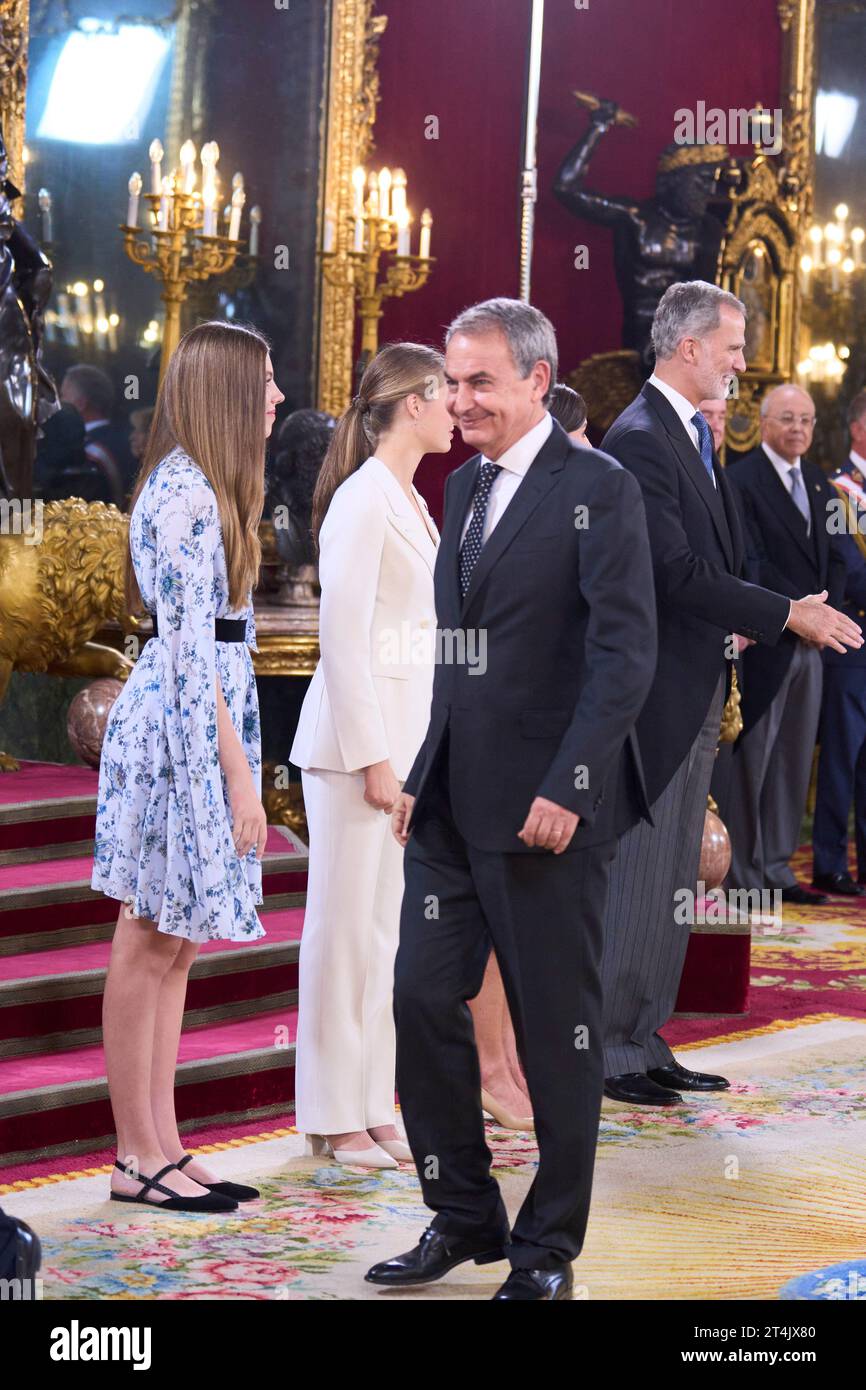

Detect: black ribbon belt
149,613,248,642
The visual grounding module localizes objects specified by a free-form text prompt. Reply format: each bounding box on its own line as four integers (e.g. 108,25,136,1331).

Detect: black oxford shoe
781,884,828,905
604,1072,683,1106
648,1061,730,1092
812,872,865,897
492,1266,573,1300
365,1225,508,1287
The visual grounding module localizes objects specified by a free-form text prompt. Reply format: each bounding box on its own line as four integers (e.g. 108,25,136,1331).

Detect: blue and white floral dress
91,446,265,941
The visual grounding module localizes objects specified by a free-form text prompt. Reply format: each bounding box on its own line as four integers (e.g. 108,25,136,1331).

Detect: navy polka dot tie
690,411,716,482
459,459,502,599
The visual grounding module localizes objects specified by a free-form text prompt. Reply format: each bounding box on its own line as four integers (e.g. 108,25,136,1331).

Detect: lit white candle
107,311,119,353
352,165,366,216
353,214,364,252
396,206,411,256
367,170,379,218
391,168,407,221
228,185,245,240
37,188,52,242
158,175,172,231
419,208,432,259
200,141,218,180
249,205,262,256
852,227,864,267
378,167,392,220
94,284,108,349
126,172,142,228
179,140,196,194
202,180,217,236
149,139,164,195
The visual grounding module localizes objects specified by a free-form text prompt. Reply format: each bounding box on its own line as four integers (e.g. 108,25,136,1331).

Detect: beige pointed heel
480,1089,535,1131
304,1134,398,1169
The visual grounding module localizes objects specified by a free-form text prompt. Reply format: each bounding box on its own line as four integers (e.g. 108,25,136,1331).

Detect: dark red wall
371,0,783,518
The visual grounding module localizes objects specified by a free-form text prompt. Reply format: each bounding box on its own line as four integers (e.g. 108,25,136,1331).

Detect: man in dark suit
725,386,846,904
365,299,658,1300
60,365,136,509
599,281,862,1111
813,397,866,893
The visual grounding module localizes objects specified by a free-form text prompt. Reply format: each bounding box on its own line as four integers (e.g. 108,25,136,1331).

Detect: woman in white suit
290,342,452,1168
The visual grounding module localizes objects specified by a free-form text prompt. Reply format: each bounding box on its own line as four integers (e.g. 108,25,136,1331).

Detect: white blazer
290,455,440,780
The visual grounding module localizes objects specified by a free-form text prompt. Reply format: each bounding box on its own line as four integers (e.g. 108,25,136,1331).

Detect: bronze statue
268,408,335,571
0,121,58,500
554,96,729,370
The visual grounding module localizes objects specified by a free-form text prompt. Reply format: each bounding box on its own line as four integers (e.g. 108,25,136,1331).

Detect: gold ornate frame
715,0,815,452
315,0,387,417
0,0,29,194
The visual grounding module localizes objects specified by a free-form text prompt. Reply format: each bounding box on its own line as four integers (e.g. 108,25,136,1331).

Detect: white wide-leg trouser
294,767,405,1134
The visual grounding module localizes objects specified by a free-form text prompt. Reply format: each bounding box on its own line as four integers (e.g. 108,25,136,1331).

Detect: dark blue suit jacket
824,469,866,669
404,419,658,852
601,383,789,805
726,446,847,727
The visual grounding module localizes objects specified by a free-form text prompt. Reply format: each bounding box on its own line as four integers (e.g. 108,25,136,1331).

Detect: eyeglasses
766,413,816,428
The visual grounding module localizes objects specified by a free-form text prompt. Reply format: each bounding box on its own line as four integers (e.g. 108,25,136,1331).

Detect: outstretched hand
787,591,864,655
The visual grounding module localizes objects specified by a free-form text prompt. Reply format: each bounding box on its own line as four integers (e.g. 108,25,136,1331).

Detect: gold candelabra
120,139,259,383
320,165,434,364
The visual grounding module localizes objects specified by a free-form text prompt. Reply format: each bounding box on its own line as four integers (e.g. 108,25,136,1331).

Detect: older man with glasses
725,384,848,904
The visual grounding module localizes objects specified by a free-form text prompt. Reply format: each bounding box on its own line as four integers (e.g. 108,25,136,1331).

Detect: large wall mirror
24,0,327,507
801,0,866,462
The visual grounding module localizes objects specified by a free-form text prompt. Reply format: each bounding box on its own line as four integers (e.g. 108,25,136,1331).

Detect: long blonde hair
126,320,269,615
311,341,445,545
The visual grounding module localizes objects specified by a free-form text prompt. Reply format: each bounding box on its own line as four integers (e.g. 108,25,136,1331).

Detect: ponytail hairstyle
311,340,445,546
125,320,271,616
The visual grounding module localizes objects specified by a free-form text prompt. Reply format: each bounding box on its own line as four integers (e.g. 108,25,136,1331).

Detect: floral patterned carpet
6,1013,865,1300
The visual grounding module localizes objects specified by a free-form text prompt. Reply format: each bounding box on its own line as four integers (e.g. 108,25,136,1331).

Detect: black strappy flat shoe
110,1160,238,1213
176,1152,260,1202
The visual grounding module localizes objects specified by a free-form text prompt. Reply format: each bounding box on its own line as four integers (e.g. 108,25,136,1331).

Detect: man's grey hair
446,297,558,405
651,280,746,362
759,382,813,418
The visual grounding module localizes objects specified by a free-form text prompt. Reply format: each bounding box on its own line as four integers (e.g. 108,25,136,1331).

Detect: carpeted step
0,761,100,867
0,907,305,1058
0,824,308,956
0,1007,298,1166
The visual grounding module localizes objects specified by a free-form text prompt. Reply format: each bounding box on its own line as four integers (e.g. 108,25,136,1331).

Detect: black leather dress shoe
492,1266,573,1300
781,884,828,905
603,1072,683,1106
648,1061,730,1091
365,1225,508,1286
812,872,865,897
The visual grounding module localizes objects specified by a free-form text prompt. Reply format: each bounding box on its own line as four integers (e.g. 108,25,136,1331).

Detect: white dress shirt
647,373,717,489
459,411,553,545
762,442,812,536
